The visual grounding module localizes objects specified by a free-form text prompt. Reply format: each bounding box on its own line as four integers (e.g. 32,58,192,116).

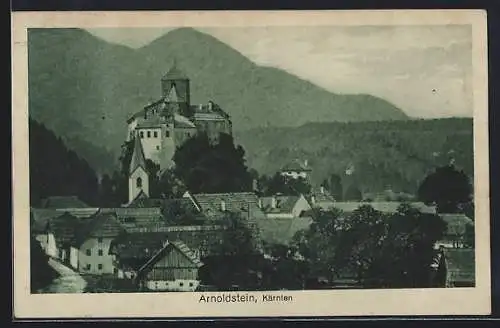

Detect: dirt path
38,258,87,293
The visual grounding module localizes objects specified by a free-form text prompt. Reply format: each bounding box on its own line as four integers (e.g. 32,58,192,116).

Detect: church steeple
128,135,149,204
129,135,147,174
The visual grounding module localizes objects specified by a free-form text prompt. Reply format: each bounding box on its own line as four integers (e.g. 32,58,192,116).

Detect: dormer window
136,177,143,188
140,131,144,138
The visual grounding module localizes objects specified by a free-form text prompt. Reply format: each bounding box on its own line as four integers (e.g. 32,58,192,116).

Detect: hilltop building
280,159,312,180
126,62,233,170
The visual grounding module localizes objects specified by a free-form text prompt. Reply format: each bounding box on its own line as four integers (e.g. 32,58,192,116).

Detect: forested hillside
29,118,99,206
235,118,473,195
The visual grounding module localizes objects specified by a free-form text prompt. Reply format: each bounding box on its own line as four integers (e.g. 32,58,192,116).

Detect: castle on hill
126,62,233,171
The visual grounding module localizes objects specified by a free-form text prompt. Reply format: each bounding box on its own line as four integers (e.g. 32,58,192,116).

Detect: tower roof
162,61,189,80
129,136,147,174
165,84,180,103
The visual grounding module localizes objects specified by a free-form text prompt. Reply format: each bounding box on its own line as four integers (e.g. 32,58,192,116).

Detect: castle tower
128,135,149,204
161,60,192,118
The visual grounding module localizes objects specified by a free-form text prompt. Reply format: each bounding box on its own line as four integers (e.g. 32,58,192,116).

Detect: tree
328,174,343,201
418,164,473,213
343,184,362,201
201,211,262,289
173,133,253,194
292,208,343,282
333,205,388,284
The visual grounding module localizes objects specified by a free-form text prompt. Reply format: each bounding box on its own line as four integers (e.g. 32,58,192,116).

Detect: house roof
129,136,147,174
109,231,169,262
48,212,83,246
73,210,125,246
260,195,301,214
174,113,196,129
31,208,63,234
137,240,203,277
187,192,267,220
40,196,90,209
315,201,437,214
281,159,311,172
256,217,313,246
439,213,473,236
136,116,163,129
444,248,475,284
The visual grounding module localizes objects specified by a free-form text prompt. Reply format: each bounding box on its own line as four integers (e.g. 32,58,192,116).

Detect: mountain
234,118,474,195
28,27,408,174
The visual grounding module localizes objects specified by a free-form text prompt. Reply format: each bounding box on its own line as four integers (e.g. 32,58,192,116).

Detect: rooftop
40,196,90,209
281,159,311,173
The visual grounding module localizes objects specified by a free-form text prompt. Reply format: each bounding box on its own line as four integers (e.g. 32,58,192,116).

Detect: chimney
208,101,213,111
320,186,325,195
220,200,226,212
199,104,203,110
311,196,316,205
258,198,263,209
304,159,308,168
271,196,277,209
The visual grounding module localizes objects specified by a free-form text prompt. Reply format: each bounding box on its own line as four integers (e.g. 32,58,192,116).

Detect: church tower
128,135,149,204
161,59,192,118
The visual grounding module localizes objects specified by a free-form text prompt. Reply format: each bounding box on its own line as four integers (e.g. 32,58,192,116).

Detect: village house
258,194,312,219
279,159,312,180
135,240,204,291
72,209,126,275
109,225,224,281
44,212,83,267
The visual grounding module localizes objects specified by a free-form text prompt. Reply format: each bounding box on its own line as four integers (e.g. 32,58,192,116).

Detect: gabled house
279,159,312,180
136,240,204,291
109,231,169,280
46,211,83,266
73,210,126,275
258,194,312,219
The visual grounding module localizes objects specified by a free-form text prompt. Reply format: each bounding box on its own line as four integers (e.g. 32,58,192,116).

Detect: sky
87,25,473,118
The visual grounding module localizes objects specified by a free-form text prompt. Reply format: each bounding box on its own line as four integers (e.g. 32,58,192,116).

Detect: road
38,258,88,294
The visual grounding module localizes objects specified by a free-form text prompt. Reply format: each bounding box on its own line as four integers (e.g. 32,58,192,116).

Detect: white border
12,10,490,318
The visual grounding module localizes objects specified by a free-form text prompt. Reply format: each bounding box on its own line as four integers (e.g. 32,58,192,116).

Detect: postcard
12,9,490,319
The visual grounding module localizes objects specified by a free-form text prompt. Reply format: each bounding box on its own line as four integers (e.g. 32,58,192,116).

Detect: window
86,249,91,256
179,282,184,287
98,249,103,256
113,268,118,275
97,237,103,243
136,177,142,188
98,264,103,270
165,131,170,138
86,264,91,270
156,145,160,150
187,133,191,137
147,131,151,138
154,131,158,138
140,131,144,138
189,282,194,287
